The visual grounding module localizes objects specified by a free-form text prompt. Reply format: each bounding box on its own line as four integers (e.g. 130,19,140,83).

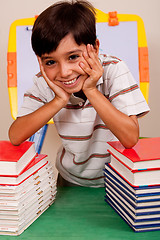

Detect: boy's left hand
80,44,103,93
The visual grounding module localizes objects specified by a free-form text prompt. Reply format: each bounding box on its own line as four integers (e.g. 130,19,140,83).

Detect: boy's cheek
42,69,55,82
42,65,54,77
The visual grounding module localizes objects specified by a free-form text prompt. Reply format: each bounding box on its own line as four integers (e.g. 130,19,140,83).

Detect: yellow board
7,10,149,122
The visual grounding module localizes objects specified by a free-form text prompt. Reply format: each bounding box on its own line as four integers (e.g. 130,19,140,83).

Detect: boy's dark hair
31,0,96,57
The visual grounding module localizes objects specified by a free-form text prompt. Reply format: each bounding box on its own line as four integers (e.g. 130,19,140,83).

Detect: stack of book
0,141,56,235
104,137,160,232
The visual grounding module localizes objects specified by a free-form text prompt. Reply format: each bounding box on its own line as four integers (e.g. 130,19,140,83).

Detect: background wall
0,0,160,170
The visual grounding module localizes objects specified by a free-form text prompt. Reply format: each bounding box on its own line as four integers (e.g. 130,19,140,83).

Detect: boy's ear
94,39,100,54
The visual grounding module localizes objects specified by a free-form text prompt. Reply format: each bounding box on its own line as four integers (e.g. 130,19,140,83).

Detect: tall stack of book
104,137,160,232
0,141,57,235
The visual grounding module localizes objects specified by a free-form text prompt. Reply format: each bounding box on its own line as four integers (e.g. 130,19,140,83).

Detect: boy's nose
59,63,72,78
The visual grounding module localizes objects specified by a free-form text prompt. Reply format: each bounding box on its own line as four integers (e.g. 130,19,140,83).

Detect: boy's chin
66,88,83,94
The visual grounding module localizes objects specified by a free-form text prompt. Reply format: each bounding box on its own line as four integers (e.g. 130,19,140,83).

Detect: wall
0,0,160,170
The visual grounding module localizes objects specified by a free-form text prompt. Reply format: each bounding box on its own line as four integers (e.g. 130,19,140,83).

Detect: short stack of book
104,137,160,232
0,140,57,235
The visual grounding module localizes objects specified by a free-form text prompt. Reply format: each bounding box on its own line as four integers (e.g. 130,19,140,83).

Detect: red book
107,137,160,171
0,141,36,176
0,154,48,186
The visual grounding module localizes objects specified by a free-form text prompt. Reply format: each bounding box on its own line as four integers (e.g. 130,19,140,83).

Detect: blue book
104,163,160,196
104,179,160,210
106,196,160,232
104,170,160,202
105,186,160,219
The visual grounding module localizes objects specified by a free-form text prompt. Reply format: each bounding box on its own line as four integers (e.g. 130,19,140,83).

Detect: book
0,141,57,236
0,141,36,176
104,165,160,232
104,137,160,232
106,195,160,232
107,137,160,171
104,178,160,208
0,163,55,210
0,198,55,236
104,171,160,203
108,155,160,186
104,163,160,196
104,181,160,215
0,154,48,185
104,179,160,209
0,159,57,235
0,171,55,207
0,197,55,235
106,188,160,221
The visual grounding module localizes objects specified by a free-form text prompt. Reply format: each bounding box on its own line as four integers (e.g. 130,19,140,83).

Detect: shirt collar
69,94,85,105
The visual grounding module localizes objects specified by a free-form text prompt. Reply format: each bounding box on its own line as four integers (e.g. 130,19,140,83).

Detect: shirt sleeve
103,60,150,117
17,75,55,117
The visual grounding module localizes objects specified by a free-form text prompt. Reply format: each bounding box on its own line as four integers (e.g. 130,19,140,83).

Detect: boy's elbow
8,126,22,146
122,119,139,148
9,138,21,146
8,133,20,146
122,134,139,149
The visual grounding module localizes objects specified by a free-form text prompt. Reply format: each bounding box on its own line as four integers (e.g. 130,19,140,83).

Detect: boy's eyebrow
66,50,83,55
41,56,52,61
41,49,83,60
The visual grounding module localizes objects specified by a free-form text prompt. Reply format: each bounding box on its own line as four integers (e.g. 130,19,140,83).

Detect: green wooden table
0,186,160,239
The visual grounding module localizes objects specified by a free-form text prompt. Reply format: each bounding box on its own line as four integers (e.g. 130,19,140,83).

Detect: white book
0,198,55,235
0,174,56,209
0,165,55,201
0,188,56,223
0,161,55,197
0,187,56,218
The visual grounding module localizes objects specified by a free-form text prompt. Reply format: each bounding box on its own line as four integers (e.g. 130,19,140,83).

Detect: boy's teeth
64,78,77,85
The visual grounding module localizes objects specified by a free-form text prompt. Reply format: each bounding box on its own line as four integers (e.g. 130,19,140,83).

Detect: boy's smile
40,34,89,94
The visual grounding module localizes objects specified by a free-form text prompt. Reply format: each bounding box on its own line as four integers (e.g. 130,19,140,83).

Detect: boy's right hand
37,57,71,107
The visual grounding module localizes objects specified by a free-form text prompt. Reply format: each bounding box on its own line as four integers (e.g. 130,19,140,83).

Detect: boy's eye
45,60,56,66
69,54,79,61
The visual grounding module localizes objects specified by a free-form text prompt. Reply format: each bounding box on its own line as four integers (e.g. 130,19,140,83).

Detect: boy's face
40,34,99,94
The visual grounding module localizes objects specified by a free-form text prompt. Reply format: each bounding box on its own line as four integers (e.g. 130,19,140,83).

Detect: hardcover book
104,163,160,196
109,155,160,186
0,141,36,176
107,137,160,170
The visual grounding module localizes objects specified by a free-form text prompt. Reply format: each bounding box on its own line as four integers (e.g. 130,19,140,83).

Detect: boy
9,0,150,187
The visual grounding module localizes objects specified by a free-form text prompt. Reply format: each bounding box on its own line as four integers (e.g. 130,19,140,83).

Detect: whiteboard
16,21,139,110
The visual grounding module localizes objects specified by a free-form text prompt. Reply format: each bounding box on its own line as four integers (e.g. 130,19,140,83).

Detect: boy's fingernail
80,62,85,67
89,44,93,48
83,51,88,57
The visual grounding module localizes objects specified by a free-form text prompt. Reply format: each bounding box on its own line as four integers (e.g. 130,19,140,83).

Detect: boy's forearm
9,98,64,145
84,88,139,148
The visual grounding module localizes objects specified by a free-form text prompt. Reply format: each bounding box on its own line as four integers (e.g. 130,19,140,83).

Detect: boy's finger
37,57,51,84
37,56,43,69
79,62,92,76
84,44,100,68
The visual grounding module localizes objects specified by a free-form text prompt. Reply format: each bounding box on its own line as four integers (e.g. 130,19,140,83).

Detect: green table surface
0,186,160,240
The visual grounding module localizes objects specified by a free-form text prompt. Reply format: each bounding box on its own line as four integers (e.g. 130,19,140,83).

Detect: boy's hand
80,44,103,93
37,57,71,107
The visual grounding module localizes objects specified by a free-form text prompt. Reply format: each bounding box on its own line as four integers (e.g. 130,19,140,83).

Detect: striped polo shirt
18,54,150,187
